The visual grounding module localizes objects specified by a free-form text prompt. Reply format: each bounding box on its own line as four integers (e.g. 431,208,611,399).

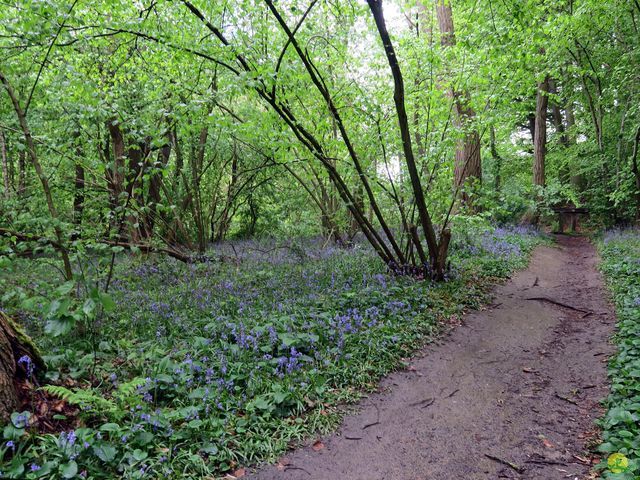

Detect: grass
0,224,544,479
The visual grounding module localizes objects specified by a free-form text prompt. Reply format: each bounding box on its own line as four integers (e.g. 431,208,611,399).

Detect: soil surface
247,236,616,480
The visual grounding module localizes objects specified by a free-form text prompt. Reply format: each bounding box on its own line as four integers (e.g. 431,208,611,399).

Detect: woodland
0,0,639,478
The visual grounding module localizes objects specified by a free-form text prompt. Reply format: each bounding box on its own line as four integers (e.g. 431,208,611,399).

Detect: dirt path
248,236,615,480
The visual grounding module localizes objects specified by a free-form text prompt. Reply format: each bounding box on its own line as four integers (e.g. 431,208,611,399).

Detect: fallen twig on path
284,466,311,475
526,296,592,314
362,403,380,430
526,457,566,466
485,454,525,473
409,397,435,408
555,392,579,405
445,388,459,398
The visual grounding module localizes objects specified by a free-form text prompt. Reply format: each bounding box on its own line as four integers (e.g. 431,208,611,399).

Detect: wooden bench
552,206,589,233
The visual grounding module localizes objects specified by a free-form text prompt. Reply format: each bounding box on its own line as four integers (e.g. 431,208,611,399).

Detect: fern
41,385,116,411
115,377,146,398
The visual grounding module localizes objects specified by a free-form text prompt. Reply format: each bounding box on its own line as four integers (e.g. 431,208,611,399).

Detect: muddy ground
247,236,616,480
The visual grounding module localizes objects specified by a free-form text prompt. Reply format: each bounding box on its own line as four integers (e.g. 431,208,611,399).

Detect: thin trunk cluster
180,0,451,277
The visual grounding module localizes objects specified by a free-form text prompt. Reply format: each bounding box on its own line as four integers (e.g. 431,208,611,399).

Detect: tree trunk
0,311,45,423
143,138,171,239
631,126,640,222
548,78,569,148
74,162,85,226
489,126,502,192
0,70,73,280
533,77,549,188
213,149,239,242
367,0,445,278
0,128,9,199
565,101,584,191
106,120,126,228
435,0,482,208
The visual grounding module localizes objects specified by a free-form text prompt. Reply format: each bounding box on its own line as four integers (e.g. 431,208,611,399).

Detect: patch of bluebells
0,226,541,478
455,224,539,260
480,235,522,258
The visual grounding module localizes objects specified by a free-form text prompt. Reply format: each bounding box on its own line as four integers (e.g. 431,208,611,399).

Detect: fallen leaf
312,440,324,451
232,468,245,478
542,438,554,449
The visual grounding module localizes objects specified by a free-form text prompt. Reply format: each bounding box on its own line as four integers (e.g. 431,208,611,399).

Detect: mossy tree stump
0,311,45,423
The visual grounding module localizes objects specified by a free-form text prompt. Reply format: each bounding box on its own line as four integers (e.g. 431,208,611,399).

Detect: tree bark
631,125,640,222
533,77,550,187
74,163,85,226
367,0,446,278
106,120,126,225
435,0,482,207
548,78,568,148
489,126,502,192
143,137,171,239
0,311,45,423
0,128,9,198
0,70,73,280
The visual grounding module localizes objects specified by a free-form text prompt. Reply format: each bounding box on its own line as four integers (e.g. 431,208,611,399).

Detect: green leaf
60,461,78,479
99,423,120,432
99,293,116,312
134,431,154,446
93,443,117,462
132,449,148,461
44,316,75,337
5,459,25,479
55,281,75,296
82,297,96,316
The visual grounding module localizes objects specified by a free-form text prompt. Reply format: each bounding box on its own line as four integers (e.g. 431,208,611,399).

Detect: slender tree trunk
548,78,569,148
192,126,208,252
527,113,536,153
17,151,25,196
214,149,238,242
489,126,502,192
533,77,549,188
548,79,571,184
0,129,9,198
367,0,447,278
0,70,73,280
565,101,584,192
144,138,171,239
73,163,85,225
435,0,482,207
631,125,640,222
106,120,126,230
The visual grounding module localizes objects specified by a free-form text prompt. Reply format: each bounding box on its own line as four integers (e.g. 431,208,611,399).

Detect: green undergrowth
0,224,544,479
596,229,640,479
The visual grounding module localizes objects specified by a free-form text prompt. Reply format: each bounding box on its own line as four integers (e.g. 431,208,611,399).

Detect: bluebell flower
18,355,35,378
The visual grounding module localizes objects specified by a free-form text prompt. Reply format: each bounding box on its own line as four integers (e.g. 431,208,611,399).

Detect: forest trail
248,236,616,480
